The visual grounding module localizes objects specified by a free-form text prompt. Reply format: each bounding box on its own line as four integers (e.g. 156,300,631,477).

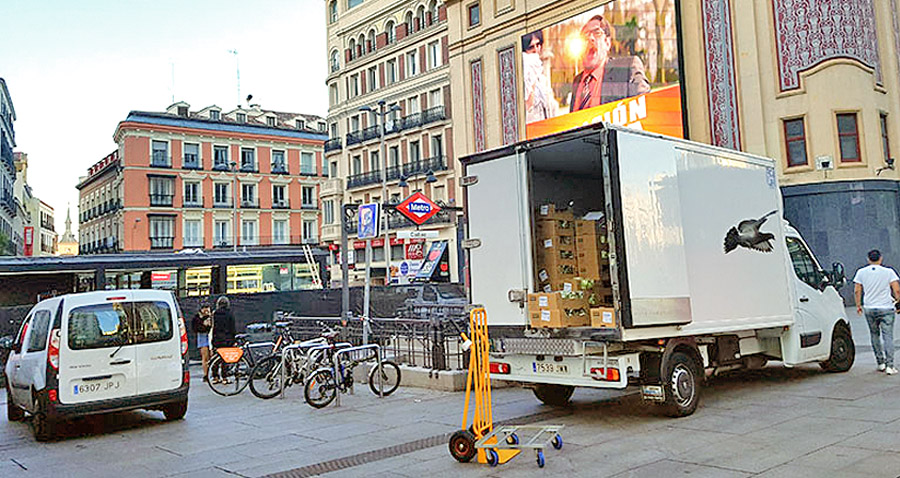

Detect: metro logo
396,192,441,225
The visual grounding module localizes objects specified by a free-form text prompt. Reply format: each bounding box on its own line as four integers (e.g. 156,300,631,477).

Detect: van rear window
67,301,173,350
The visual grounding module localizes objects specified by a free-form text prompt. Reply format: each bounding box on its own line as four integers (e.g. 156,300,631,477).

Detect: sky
2,0,328,235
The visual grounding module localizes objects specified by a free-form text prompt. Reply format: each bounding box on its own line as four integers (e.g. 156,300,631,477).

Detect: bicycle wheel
368,360,401,397
304,368,337,409
249,354,286,399
207,354,253,396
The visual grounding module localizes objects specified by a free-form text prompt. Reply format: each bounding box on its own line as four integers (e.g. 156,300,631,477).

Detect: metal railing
271,163,289,174
149,194,174,206
347,170,383,189
324,138,342,152
213,199,233,208
361,125,381,142
401,112,422,130
151,152,170,167
272,200,290,209
150,236,174,249
346,131,362,146
241,198,259,208
422,105,446,124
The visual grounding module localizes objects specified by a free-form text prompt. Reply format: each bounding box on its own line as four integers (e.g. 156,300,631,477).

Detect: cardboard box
575,235,609,252
574,220,607,237
538,279,579,293
529,309,591,328
590,307,617,328
527,292,588,312
537,219,575,238
536,204,575,221
537,248,577,266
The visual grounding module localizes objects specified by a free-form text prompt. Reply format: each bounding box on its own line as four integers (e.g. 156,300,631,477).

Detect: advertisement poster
23,226,34,256
522,0,682,139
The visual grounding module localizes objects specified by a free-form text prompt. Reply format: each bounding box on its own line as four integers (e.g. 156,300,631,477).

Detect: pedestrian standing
210,296,237,383
854,249,900,375
191,302,213,381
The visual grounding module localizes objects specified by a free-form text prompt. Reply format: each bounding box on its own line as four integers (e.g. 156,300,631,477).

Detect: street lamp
360,101,402,286
230,160,238,252
398,169,438,192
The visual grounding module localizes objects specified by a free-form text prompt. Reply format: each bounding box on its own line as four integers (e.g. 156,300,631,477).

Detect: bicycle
206,333,257,396
303,346,401,409
249,329,344,399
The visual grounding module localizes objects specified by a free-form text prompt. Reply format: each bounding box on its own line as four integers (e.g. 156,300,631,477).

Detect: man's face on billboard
581,17,611,73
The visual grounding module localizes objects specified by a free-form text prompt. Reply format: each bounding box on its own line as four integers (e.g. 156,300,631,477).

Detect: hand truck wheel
487,449,499,467
448,430,477,463
506,433,519,445
552,434,563,450
536,450,545,468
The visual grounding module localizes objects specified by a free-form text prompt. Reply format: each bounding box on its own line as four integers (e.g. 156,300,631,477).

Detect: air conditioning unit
815,155,833,170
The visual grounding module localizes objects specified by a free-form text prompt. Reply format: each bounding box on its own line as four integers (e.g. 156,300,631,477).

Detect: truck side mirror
831,262,846,290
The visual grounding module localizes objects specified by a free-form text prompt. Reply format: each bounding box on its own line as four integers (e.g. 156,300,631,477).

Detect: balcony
182,154,201,170
301,202,318,211
150,153,171,168
347,170,383,189
322,223,341,241
361,125,381,142
299,167,317,177
81,236,119,255
240,163,258,173
240,198,259,208
1,192,18,217
1,140,14,173
386,155,449,183
150,194,174,207
346,130,362,146
213,199,233,208
271,162,289,174
324,138,342,153
320,178,344,197
401,112,422,130
213,162,230,171
183,199,203,208
150,236,174,249
422,105,446,124
272,199,290,209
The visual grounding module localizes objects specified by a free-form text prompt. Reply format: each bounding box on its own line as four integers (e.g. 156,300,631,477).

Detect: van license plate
533,362,568,375
74,379,122,395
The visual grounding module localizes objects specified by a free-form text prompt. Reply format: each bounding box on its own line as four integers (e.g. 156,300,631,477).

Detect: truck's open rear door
464,151,532,326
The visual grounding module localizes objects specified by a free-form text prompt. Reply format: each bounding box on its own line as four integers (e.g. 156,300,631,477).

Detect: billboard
522,0,683,139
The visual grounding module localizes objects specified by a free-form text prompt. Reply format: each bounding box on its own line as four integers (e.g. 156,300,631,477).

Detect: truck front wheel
660,351,701,417
532,384,574,407
820,323,854,373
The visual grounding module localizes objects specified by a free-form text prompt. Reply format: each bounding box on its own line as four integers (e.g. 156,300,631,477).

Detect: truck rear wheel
532,384,574,407
660,351,701,417
820,323,854,373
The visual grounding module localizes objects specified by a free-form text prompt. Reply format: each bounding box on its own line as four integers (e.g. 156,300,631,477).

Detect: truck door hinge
462,238,482,249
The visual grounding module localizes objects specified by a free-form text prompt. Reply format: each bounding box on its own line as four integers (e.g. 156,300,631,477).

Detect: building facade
77,102,328,254
0,79,20,255
12,152,57,256
323,0,459,285
446,0,900,295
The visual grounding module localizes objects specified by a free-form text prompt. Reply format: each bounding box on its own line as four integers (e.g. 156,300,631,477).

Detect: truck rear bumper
489,352,639,389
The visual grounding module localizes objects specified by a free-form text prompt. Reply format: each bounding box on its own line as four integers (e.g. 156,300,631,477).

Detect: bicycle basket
217,347,244,363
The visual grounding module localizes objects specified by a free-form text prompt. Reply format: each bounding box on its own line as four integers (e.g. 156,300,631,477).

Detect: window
210,110,220,121
183,143,200,169
302,220,317,243
786,237,824,289
837,113,860,162
266,116,276,127
241,147,256,171
177,106,188,116
389,146,400,167
405,11,414,33
330,123,338,138
214,145,229,170
301,152,315,175
350,74,359,97
433,185,446,203
429,0,438,24
410,140,421,162
241,183,257,207
151,140,169,167
406,51,418,77
329,0,337,23
214,182,230,206
26,310,51,352
468,2,480,27
297,119,305,130
330,161,338,177
348,0,362,9
318,122,326,132
367,30,376,53
880,113,891,164
783,118,807,168
67,303,128,350
215,220,230,245
352,155,362,175
242,220,258,245
149,177,174,206
302,186,316,208
184,219,202,247
272,150,287,173
386,21,395,44
272,184,287,207
184,181,201,206
430,88,442,108
236,112,247,123
149,216,174,248
408,96,420,114
431,134,443,157
428,41,440,69
386,59,397,84
273,220,288,244
130,301,174,345
323,160,330,177
324,200,335,224
370,150,380,171
368,67,378,91
349,39,357,60
350,115,360,133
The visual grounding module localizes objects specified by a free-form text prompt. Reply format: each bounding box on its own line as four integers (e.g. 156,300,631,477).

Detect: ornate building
57,206,78,256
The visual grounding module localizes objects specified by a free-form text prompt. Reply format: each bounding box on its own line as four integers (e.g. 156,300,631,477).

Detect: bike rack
331,343,384,407
280,341,352,399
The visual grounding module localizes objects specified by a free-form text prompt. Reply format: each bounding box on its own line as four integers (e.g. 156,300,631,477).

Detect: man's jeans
864,308,896,367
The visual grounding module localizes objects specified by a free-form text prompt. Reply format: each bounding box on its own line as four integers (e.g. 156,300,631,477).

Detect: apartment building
0,79,21,255
13,152,57,256
77,102,328,254
323,0,458,285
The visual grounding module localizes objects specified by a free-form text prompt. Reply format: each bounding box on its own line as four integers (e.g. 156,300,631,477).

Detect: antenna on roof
228,49,241,108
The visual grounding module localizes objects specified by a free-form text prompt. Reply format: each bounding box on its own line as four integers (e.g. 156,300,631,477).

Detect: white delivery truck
461,124,852,417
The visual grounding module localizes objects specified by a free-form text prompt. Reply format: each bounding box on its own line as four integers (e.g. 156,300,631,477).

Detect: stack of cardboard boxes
529,204,617,329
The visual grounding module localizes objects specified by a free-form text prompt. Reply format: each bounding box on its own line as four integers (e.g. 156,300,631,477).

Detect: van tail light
489,362,510,374
590,367,620,381
48,329,60,371
178,317,188,357
183,370,190,385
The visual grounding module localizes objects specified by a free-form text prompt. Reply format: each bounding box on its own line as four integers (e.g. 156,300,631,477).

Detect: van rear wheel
162,398,188,421
532,384,574,407
6,385,25,422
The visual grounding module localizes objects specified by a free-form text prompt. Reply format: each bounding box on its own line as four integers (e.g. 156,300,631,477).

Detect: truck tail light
47,329,60,371
489,362,510,374
48,389,58,403
590,367,620,381
178,317,188,357
183,370,190,385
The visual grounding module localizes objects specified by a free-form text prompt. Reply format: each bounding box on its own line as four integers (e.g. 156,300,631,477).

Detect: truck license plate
533,362,568,375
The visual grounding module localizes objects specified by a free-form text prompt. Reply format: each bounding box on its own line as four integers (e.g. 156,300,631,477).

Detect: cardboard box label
540,205,550,216
541,310,551,322
538,269,549,282
544,239,553,249
602,311,613,324
543,284,552,293
563,283,573,292
538,296,549,307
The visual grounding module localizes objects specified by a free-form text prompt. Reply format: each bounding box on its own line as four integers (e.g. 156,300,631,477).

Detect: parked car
398,284,467,318
2,289,189,441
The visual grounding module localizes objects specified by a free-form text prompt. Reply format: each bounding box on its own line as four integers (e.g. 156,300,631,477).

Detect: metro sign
396,192,441,226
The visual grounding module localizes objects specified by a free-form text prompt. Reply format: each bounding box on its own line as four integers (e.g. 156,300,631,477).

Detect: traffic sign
396,192,441,225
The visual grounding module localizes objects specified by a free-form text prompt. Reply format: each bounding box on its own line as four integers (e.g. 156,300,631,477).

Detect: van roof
41,289,174,307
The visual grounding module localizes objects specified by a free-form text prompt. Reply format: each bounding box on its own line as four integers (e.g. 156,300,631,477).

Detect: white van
2,290,190,441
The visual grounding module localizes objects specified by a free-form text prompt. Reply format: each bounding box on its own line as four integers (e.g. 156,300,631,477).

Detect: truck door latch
508,289,527,303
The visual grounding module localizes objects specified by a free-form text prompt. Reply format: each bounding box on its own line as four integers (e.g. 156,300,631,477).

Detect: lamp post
360,101,402,286
230,160,238,252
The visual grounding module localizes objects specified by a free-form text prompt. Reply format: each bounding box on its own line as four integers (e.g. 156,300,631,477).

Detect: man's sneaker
878,363,887,372
886,367,898,375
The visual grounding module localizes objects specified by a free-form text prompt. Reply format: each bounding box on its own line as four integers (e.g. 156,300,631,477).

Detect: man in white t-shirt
854,249,900,374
